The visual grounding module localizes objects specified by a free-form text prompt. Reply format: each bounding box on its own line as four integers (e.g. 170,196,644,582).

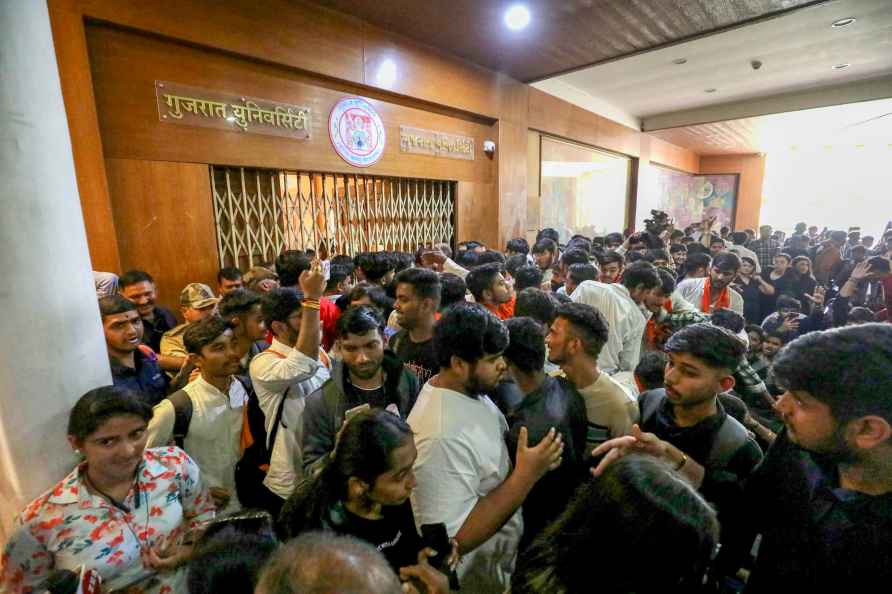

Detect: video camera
644,210,673,237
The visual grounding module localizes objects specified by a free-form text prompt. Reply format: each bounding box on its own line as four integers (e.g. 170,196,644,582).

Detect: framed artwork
638,165,739,231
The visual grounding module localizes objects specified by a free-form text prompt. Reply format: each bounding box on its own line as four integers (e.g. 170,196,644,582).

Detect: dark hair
536,228,560,244
395,267,441,305
730,231,749,245
621,261,661,291
746,324,766,342
275,251,312,287
635,351,668,391
709,237,726,247
390,252,414,274
644,249,670,263
326,264,352,293
605,232,624,245
771,324,892,426
184,317,231,355
513,455,719,594
654,267,676,296
330,254,354,270
465,262,504,302
686,243,710,256
710,308,745,334
99,294,137,319
597,250,625,268
507,237,531,255
68,385,153,441
765,331,787,344
848,307,876,324
438,273,467,310
830,230,848,243
560,249,590,268
278,409,413,540
712,252,742,272
514,265,544,292
515,288,558,327
665,323,745,371
776,295,802,312
683,252,712,276
260,287,303,328
669,244,687,255
217,266,243,284
348,282,393,311
628,232,648,247
433,302,508,368
455,249,479,269
118,269,154,289
504,317,546,374
219,289,261,319
335,305,384,339
568,263,598,286
774,252,792,263
477,250,507,267
506,254,529,278
532,238,558,255
625,251,645,264
354,252,395,283
556,302,609,358
188,518,277,594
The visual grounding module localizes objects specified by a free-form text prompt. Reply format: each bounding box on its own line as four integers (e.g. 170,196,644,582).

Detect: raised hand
590,424,669,477
515,426,564,482
298,258,326,300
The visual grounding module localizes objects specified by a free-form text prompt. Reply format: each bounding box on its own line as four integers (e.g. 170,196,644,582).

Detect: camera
751,60,763,70
643,210,673,236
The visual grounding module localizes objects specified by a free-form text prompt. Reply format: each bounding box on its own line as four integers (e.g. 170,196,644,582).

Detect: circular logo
329,97,386,168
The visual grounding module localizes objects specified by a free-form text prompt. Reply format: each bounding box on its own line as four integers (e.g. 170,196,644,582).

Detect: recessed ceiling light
504,5,531,31
704,88,717,93
833,63,851,70
831,17,856,28
672,58,688,65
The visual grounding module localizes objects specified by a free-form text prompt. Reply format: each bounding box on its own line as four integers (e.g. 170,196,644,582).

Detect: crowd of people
2,217,891,594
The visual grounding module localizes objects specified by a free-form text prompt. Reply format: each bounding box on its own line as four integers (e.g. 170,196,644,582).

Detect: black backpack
167,374,286,509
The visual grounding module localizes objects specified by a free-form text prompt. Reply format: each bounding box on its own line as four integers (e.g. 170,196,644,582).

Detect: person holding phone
279,409,456,582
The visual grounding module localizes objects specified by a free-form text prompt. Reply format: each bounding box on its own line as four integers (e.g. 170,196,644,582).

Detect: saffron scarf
645,298,673,348
701,277,730,313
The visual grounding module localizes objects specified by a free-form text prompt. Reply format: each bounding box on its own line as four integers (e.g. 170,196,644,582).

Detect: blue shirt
110,347,169,405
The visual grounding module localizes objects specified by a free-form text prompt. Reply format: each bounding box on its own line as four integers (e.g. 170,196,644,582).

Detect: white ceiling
534,0,892,122
650,96,892,154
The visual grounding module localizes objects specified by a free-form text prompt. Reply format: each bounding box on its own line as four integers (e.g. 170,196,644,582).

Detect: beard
790,423,859,464
466,364,502,395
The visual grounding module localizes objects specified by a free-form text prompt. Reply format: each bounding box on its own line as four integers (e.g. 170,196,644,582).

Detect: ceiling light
833,63,851,70
672,58,688,65
504,5,531,30
831,17,856,28
704,88,717,93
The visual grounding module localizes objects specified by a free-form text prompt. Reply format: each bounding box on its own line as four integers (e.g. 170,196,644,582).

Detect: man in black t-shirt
119,269,178,355
302,306,420,475
390,268,441,384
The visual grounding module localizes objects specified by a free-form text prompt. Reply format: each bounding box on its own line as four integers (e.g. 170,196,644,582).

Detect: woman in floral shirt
1,386,215,593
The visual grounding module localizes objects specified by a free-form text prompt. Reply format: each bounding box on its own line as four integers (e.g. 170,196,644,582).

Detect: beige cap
179,283,219,309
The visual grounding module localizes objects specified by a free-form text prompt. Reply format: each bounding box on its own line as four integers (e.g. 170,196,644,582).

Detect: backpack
639,389,753,469
167,374,287,509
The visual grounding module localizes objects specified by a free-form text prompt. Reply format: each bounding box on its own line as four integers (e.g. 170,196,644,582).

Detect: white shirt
676,277,744,316
145,376,247,513
409,383,523,594
570,280,648,375
249,338,330,499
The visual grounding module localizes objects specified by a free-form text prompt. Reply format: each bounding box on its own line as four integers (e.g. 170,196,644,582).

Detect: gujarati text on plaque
399,126,475,160
155,81,311,140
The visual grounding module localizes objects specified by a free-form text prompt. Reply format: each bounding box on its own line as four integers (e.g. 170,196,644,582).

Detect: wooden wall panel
495,121,529,247
646,135,701,174
48,3,120,272
456,181,498,248
87,25,494,184
71,0,365,84
105,159,218,315
699,154,766,231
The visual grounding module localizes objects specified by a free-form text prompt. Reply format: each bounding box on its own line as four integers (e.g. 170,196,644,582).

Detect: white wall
0,0,112,542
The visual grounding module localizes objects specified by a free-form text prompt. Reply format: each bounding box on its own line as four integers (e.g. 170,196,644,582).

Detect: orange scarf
701,277,730,313
645,298,673,348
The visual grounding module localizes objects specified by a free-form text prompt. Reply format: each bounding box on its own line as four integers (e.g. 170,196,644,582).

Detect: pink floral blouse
1,447,215,594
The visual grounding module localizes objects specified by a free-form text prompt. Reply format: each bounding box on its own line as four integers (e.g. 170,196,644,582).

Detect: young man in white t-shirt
409,303,563,594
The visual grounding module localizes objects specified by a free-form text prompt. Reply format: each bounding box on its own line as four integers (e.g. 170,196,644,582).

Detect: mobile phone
420,523,460,590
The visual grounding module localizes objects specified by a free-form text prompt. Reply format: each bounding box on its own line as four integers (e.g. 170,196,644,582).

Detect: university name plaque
399,126,475,160
155,81,311,140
